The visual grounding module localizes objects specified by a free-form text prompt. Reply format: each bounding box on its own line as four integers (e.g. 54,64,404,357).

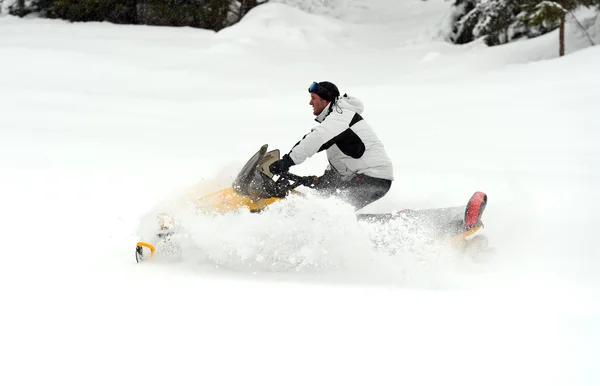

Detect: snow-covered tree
522,0,599,55
450,0,525,45
448,0,599,53
6,0,27,16
7,0,269,31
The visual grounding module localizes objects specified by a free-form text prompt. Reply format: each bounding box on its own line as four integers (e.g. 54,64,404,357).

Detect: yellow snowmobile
135,144,489,262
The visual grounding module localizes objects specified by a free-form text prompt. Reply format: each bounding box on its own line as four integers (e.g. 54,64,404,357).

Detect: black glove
269,154,295,175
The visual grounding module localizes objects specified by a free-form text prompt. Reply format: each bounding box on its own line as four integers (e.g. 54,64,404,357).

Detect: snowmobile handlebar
276,172,316,192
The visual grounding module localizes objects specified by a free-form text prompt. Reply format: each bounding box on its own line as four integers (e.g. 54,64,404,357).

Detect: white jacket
288,95,394,181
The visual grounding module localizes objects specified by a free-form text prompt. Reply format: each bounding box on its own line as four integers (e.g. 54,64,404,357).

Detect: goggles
308,81,321,94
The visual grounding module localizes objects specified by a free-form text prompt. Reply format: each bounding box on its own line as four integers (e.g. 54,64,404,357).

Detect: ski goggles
308,81,322,94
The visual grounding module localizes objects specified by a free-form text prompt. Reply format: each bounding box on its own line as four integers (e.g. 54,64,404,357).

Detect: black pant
313,169,392,210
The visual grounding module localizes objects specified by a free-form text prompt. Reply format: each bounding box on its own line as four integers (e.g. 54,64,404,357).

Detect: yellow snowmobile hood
195,186,283,214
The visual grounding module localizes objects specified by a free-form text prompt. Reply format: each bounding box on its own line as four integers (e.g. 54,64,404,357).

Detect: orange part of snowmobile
195,186,303,213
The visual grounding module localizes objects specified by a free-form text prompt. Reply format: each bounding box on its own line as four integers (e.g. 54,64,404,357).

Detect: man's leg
312,171,391,211
344,175,392,210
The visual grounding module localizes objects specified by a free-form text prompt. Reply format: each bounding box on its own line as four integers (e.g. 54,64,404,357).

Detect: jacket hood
337,94,364,114
315,94,364,123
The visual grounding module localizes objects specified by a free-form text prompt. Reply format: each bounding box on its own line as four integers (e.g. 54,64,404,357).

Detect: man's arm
288,118,346,165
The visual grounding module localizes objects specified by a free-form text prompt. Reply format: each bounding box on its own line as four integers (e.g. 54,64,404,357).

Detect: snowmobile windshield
232,145,283,199
233,148,262,191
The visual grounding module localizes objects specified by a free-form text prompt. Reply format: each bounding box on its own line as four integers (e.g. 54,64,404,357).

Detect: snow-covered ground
1,1,599,384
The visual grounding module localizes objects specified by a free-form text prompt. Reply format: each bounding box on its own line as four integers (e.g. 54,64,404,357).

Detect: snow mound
270,0,369,22
216,3,346,47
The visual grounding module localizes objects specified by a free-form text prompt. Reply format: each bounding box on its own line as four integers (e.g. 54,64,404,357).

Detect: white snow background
1,0,599,384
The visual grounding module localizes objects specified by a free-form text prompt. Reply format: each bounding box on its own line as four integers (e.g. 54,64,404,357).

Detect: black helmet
308,81,340,102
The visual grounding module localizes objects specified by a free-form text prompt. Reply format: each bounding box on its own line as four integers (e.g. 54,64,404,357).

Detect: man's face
309,93,329,116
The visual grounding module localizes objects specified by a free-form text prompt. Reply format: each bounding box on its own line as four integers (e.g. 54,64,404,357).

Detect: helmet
308,81,340,102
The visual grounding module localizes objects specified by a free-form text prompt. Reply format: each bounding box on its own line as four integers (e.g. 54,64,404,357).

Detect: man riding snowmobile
269,81,394,210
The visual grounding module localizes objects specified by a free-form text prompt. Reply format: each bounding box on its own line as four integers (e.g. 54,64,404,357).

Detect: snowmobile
135,144,489,262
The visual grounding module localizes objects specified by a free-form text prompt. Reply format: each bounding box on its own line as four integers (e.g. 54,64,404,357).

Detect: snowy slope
1,1,599,385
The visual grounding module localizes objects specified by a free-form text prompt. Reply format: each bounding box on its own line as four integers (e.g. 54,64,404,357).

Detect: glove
269,154,295,175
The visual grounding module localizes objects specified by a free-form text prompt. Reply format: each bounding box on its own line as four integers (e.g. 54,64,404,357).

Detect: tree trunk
559,2,565,56
130,0,138,24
